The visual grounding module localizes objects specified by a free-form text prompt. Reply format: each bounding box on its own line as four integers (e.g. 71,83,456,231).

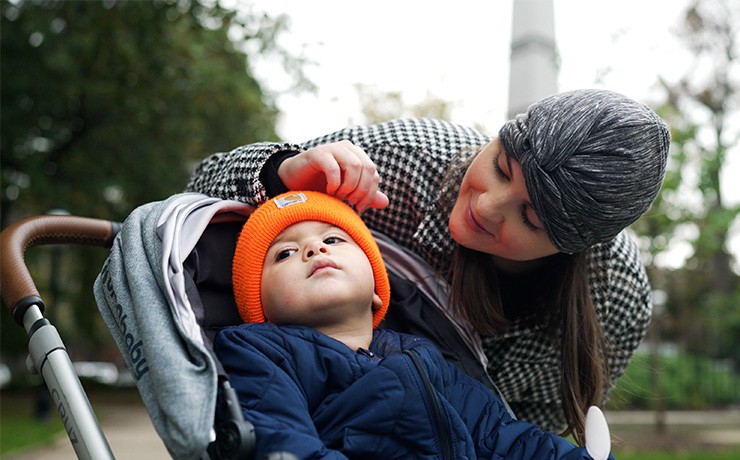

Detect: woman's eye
520,205,539,232
276,248,297,261
494,153,509,181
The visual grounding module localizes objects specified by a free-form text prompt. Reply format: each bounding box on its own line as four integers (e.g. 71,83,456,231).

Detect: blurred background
1,0,739,457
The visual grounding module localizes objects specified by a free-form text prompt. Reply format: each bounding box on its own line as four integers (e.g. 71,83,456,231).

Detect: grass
612,451,740,460
0,385,147,456
0,390,65,455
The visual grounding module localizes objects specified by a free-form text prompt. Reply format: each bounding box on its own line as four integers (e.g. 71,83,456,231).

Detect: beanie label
274,192,308,209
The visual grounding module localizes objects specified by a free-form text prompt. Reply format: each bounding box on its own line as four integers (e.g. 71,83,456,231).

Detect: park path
6,404,740,458
4,400,169,460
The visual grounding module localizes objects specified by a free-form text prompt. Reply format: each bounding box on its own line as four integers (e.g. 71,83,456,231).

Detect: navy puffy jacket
214,324,613,459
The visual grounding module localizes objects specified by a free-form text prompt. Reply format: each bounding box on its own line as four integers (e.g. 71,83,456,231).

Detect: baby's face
260,221,377,328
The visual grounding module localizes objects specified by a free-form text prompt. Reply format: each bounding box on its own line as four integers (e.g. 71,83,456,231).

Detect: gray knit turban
498,89,670,253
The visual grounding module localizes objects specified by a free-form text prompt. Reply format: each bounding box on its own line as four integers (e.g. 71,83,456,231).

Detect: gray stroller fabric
93,193,254,459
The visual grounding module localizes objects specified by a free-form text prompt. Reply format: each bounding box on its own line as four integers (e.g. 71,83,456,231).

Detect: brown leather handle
1,215,118,318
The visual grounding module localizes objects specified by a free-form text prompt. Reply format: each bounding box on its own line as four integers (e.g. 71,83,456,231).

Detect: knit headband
498,89,670,253
232,191,391,328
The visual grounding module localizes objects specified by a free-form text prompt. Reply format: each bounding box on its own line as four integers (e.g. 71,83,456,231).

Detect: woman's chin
448,215,463,245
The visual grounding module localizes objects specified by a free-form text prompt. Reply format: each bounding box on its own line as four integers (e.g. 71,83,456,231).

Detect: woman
186,89,670,443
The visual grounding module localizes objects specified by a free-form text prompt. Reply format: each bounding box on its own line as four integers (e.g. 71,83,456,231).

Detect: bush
607,351,740,410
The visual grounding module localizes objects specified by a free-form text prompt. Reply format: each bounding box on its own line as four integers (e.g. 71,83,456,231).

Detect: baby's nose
304,242,328,259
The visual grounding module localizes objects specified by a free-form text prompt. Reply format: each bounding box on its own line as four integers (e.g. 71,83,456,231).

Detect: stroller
0,192,611,459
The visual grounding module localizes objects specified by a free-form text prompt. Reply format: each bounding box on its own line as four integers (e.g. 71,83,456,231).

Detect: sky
237,0,738,267
246,0,694,140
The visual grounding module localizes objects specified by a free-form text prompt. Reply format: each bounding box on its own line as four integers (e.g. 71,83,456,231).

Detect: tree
354,83,463,126
1,0,304,355
634,0,740,363
1,0,292,224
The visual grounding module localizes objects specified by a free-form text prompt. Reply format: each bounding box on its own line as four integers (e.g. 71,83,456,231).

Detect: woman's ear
371,292,383,310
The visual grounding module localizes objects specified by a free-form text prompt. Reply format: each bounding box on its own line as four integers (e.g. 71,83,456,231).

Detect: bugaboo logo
100,261,150,380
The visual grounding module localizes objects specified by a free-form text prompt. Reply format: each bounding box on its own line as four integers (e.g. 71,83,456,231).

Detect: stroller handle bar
1,214,121,460
1,215,120,324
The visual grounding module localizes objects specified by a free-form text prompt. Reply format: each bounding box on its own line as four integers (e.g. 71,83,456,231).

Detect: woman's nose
477,192,507,225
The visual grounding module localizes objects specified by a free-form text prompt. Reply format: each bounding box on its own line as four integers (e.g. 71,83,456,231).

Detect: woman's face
449,138,559,262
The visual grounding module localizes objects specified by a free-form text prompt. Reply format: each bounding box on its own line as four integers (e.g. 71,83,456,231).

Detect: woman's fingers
328,142,365,198
354,191,390,214
279,141,389,210
348,166,386,213
278,147,332,192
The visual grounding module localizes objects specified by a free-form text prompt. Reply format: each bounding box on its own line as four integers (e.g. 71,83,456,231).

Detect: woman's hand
278,140,389,212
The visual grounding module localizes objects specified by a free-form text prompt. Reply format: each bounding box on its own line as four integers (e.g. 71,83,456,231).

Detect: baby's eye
323,236,345,245
275,248,297,261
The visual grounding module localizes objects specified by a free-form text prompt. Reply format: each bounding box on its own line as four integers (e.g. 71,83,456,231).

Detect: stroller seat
94,191,506,459
2,192,518,459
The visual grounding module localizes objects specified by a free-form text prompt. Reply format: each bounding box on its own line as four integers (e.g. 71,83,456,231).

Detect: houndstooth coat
186,117,653,432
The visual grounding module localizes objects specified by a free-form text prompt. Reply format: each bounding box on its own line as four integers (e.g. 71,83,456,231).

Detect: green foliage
0,0,299,358
0,391,64,455
607,352,740,410
631,0,740,370
1,0,283,224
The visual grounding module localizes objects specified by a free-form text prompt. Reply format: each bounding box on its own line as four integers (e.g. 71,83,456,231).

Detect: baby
215,190,613,459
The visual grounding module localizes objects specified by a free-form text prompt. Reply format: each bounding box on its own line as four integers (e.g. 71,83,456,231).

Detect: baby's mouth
308,258,338,277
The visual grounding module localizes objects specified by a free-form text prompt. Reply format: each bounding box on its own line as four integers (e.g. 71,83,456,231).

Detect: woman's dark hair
441,148,610,444
448,247,610,444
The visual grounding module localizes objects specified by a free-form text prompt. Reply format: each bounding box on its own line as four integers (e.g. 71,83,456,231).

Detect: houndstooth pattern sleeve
186,118,653,432
483,230,653,432
186,142,301,206
591,231,653,390
299,119,489,258
187,118,490,261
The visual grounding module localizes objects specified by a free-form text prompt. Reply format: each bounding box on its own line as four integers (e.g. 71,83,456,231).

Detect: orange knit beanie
232,191,390,328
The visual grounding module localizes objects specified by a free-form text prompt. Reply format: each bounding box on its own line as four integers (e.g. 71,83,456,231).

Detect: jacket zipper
404,349,453,460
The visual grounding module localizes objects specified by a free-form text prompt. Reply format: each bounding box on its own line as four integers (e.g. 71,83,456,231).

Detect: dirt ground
606,409,740,453
4,388,740,458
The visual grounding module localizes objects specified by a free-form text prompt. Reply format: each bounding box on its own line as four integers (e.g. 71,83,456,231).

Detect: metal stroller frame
1,215,120,459
1,213,254,459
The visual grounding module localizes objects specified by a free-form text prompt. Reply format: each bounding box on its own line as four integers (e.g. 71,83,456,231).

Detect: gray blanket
93,193,253,459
